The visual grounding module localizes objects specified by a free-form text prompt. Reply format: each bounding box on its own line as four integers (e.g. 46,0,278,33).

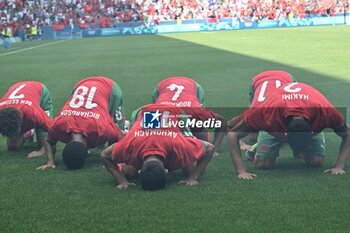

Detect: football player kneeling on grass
37,77,124,170
152,76,226,156
0,81,53,158
237,70,298,156
101,104,215,190
227,82,350,179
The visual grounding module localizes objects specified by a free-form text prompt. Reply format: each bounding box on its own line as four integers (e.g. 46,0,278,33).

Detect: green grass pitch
1,25,350,233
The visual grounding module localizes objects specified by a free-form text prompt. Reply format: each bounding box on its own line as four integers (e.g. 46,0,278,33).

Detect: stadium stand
0,0,349,39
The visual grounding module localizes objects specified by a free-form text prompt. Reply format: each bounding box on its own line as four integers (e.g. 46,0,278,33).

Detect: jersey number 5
70,86,98,109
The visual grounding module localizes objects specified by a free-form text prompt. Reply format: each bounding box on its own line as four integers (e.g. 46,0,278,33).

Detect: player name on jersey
160,101,192,107
0,99,33,106
134,129,178,139
60,110,101,119
281,93,309,100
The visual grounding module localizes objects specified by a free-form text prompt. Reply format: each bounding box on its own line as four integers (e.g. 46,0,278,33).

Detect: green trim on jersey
130,106,143,125
248,83,254,106
109,82,125,129
39,84,53,118
200,140,207,153
152,84,159,103
179,110,193,137
37,84,53,137
290,74,298,82
195,82,205,106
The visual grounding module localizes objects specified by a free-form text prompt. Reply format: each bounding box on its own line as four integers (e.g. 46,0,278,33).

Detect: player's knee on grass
62,141,88,170
254,157,276,170
303,154,324,167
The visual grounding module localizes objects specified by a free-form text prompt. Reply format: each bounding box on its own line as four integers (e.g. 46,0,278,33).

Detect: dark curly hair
62,141,88,170
0,107,22,137
139,156,166,191
287,117,312,153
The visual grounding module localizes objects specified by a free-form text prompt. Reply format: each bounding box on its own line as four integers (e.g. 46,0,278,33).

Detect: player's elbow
100,149,109,160
206,142,215,154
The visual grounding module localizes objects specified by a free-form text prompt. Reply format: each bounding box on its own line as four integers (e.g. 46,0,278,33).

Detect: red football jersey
49,77,121,148
154,77,202,108
112,104,205,171
239,82,344,138
0,81,52,133
250,70,296,107
154,77,215,121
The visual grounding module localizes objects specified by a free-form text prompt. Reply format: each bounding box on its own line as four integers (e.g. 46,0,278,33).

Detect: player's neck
71,133,87,146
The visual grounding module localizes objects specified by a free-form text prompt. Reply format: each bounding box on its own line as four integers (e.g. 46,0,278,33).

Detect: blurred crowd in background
0,0,349,39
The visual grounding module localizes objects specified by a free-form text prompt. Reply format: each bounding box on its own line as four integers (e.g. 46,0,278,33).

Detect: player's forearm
37,135,47,148
213,118,227,149
44,141,56,165
227,132,247,174
335,136,350,169
188,143,215,180
101,156,129,185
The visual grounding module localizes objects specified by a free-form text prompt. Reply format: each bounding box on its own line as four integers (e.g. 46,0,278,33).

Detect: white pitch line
0,40,67,57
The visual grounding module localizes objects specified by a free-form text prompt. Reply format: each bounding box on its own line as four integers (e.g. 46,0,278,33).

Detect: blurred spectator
0,0,348,36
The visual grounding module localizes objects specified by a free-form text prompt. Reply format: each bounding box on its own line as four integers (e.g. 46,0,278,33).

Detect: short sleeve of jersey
130,106,143,125
24,105,53,134
39,84,53,118
248,83,254,106
236,108,264,132
152,84,159,103
326,107,345,130
108,82,125,129
195,82,205,106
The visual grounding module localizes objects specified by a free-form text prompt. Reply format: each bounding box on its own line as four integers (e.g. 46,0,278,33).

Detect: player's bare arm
179,140,215,186
212,112,227,154
36,137,57,170
101,144,135,189
226,117,237,130
27,135,48,158
325,124,350,175
227,119,257,179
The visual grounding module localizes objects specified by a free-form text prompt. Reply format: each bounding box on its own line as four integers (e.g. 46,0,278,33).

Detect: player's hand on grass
116,182,136,190
36,163,56,170
178,178,199,186
240,144,251,151
239,140,252,151
324,168,345,175
238,172,257,180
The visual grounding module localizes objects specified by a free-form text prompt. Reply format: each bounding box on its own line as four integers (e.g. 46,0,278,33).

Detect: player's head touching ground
286,116,313,153
139,155,167,191
0,107,22,137
62,141,88,170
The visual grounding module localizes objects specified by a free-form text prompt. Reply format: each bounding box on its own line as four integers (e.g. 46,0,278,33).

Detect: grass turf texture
1,25,350,233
